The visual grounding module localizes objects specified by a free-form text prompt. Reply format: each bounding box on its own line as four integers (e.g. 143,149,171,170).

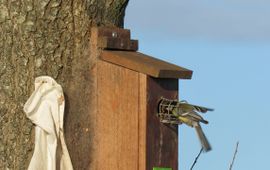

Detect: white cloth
24,76,73,170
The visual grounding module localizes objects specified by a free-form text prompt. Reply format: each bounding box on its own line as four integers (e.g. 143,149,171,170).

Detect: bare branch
190,147,204,170
229,141,239,170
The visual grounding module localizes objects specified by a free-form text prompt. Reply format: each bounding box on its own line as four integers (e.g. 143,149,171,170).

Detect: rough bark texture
0,0,128,169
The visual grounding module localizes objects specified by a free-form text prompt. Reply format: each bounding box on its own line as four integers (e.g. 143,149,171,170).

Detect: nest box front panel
146,77,178,170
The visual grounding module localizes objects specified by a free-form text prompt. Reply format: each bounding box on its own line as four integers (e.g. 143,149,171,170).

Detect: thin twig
190,147,204,170
229,141,239,170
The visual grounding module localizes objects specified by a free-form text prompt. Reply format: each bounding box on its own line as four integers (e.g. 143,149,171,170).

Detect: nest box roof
100,50,193,79
94,27,193,79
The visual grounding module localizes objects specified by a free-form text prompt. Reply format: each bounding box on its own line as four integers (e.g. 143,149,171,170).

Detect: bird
172,100,213,152
159,98,213,152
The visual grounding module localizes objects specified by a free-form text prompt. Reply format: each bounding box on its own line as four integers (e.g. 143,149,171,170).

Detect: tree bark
0,0,129,169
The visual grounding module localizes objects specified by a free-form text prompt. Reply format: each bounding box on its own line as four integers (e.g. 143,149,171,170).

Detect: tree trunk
0,0,129,169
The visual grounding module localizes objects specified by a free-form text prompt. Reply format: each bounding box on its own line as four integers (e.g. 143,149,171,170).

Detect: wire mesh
157,97,182,125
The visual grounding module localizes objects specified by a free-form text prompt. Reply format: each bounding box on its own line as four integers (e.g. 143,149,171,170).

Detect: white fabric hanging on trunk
24,76,73,170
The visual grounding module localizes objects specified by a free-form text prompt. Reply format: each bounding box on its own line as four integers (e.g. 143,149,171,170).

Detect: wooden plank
146,77,178,170
98,37,138,51
100,50,193,79
97,60,139,170
65,26,100,170
117,68,139,170
138,73,147,170
95,27,131,39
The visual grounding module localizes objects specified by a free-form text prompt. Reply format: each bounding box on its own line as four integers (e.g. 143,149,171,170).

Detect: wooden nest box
89,27,193,170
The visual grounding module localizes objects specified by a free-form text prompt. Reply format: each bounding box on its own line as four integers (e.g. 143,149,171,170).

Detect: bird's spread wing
179,101,214,113
184,111,209,124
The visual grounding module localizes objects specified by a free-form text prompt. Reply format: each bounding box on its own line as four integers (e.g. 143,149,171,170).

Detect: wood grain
96,27,131,39
96,58,179,170
97,60,139,170
98,37,138,51
146,77,179,170
100,50,193,79
138,73,147,170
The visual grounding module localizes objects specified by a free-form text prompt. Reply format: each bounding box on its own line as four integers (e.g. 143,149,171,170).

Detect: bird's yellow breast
178,116,194,127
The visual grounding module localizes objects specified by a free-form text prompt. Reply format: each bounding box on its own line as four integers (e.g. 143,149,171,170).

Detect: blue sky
125,1,270,170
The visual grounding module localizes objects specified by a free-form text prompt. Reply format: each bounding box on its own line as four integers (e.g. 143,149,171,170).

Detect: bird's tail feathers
194,124,211,152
